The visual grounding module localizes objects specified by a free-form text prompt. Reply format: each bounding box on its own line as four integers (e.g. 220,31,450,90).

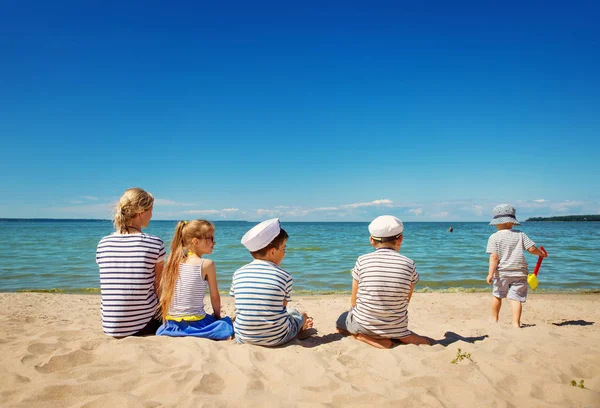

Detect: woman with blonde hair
96,187,165,337
156,220,233,340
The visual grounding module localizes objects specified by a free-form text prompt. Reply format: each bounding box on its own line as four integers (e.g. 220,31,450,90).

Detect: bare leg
397,333,430,345
491,296,502,322
336,328,351,335
352,333,394,349
510,299,522,328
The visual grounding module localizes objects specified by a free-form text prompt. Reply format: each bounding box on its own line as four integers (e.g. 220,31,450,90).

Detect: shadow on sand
431,331,489,347
552,320,594,327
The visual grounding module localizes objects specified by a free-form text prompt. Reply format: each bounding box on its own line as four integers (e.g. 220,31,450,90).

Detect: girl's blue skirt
156,315,234,340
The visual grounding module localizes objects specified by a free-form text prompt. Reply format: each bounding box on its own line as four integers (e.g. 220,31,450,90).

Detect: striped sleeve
521,232,535,249
411,264,419,284
351,258,361,281
486,234,498,254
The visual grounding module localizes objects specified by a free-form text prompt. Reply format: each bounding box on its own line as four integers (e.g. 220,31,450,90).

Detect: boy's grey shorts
335,310,406,339
492,276,528,302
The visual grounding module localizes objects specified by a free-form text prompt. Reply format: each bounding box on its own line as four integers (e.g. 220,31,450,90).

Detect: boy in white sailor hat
486,204,547,328
335,215,430,348
229,218,314,346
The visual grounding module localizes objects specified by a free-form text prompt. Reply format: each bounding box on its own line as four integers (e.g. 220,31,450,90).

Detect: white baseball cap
368,215,404,240
241,218,281,251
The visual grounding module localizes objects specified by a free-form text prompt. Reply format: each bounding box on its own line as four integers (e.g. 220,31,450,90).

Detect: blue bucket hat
490,204,520,226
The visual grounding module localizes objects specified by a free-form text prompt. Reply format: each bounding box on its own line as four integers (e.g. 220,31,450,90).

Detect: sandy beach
0,292,598,407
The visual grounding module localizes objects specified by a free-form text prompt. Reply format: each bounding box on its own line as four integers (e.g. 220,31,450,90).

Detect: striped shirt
229,260,293,346
96,233,166,337
351,248,419,338
486,229,535,277
166,261,207,318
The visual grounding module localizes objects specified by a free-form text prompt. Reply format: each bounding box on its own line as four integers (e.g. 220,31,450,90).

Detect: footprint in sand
246,378,265,394
27,342,61,355
192,373,226,395
336,354,363,369
35,349,94,374
251,349,266,362
171,369,201,383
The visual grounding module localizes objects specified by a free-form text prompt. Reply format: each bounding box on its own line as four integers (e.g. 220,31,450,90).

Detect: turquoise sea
0,220,598,294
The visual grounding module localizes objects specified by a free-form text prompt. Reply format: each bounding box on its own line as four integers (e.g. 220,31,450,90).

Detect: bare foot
352,333,394,349
301,313,314,330
513,322,521,328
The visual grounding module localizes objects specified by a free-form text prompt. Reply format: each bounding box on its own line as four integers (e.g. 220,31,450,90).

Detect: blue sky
1,1,599,221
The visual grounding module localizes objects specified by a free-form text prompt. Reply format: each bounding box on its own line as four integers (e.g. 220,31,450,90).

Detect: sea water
0,220,598,293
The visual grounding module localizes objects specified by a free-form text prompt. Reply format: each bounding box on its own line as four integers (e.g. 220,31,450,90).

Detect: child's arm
203,260,222,319
527,246,548,258
486,254,498,284
408,283,415,302
351,278,359,307
154,261,164,296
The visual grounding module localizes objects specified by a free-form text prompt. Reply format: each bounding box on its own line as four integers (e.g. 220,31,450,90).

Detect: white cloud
312,207,339,212
81,196,99,201
534,199,546,203
343,199,393,209
257,208,283,217
408,208,423,216
472,205,484,216
552,200,584,212
431,211,449,218
155,198,195,206
183,209,220,215
221,208,239,213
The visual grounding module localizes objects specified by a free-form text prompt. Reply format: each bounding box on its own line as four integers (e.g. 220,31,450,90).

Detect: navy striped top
166,261,207,318
96,233,166,337
351,248,419,338
229,260,293,346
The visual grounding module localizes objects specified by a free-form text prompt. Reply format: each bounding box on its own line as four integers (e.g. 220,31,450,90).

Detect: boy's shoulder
358,249,414,264
490,229,523,237
236,260,288,274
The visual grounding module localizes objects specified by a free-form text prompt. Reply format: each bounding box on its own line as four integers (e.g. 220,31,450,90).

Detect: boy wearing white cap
336,215,430,348
486,204,547,328
229,218,314,346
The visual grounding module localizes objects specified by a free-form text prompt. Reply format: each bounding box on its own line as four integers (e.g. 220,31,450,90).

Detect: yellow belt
165,314,205,322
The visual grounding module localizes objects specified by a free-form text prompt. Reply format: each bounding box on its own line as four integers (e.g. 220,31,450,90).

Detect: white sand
0,292,599,407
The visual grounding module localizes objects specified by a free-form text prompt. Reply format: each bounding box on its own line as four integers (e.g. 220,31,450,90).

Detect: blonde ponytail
159,220,215,320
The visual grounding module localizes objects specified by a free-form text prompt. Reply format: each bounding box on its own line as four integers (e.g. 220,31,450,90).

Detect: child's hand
486,274,494,285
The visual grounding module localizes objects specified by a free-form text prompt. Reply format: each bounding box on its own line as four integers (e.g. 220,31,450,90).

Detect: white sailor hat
241,218,281,251
368,215,404,240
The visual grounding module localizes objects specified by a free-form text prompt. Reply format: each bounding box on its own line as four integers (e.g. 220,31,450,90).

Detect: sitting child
336,215,430,348
486,204,547,328
229,218,313,346
156,220,233,340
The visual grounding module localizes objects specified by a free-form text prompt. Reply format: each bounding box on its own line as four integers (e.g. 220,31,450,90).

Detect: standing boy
336,215,430,348
230,218,313,346
486,204,547,328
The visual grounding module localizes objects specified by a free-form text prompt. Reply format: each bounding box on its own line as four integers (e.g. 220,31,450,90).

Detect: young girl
96,187,166,337
156,220,234,340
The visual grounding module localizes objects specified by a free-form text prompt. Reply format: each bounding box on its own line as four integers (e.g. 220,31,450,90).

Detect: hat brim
489,216,520,226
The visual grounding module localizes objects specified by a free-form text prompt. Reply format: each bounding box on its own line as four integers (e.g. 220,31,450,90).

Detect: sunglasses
201,236,216,243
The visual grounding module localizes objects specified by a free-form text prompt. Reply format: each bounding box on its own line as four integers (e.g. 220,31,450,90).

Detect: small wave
288,247,326,252
16,287,100,294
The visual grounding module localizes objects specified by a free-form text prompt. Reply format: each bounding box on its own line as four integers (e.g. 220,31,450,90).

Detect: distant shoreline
526,215,600,222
